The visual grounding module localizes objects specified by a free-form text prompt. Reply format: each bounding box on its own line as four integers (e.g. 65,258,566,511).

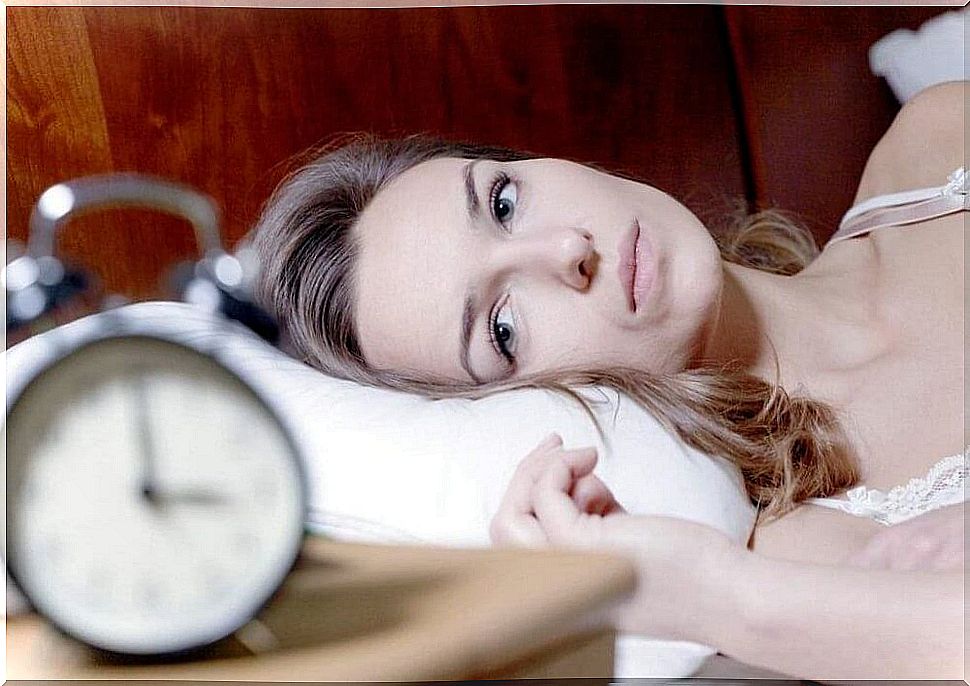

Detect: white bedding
4,301,757,677
869,8,967,103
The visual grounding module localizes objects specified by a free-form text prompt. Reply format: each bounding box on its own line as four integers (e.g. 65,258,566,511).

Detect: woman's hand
848,503,964,571
490,433,746,643
489,433,624,546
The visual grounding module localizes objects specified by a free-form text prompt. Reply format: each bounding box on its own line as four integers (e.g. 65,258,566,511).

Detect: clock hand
130,373,160,505
151,489,231,507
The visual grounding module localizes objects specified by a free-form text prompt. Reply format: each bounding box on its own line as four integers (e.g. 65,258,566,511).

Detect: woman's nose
499,228,595,290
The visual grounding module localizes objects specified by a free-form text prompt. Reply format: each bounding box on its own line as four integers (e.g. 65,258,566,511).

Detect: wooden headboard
7,5,943,299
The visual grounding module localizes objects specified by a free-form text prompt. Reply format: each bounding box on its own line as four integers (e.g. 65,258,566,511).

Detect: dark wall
6,5,942,298
726,6,943,238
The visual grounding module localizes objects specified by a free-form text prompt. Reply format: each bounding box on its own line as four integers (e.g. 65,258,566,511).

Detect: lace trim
808,447,968,526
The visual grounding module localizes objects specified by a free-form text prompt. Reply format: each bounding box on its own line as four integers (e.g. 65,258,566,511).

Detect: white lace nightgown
808,448,968,525
807,167,968,526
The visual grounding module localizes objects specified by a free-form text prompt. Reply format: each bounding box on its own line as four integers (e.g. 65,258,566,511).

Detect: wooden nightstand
6,537,636,682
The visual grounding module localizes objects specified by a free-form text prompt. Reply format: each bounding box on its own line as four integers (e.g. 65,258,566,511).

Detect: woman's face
353,157,723,383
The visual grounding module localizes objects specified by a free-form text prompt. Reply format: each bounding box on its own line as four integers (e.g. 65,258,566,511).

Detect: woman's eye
490,174,517,225
490,301,517,362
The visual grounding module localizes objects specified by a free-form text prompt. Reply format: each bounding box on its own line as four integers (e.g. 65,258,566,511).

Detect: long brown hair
251,133,857,518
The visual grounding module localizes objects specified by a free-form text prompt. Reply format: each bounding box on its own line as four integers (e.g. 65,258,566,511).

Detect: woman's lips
618,219,640,312
618,218,653,313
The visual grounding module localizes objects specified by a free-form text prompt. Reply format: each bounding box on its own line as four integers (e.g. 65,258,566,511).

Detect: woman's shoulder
853,81,966,206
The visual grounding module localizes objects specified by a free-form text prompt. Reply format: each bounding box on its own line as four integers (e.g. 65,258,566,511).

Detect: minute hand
131,373,160,504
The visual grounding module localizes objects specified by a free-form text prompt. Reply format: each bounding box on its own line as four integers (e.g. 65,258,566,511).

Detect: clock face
5,335,306,656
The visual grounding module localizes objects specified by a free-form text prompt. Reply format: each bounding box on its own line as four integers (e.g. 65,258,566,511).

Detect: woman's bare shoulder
853,81,967,205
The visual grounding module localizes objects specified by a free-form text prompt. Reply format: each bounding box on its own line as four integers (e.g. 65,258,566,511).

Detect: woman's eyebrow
459,291,482,383
463,159,482,221
459,159,486,384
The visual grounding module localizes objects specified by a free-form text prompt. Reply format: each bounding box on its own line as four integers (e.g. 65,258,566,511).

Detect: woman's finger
492,437,599,548
848,504,965,571
530,455,585,544
848,538,887,569
489,511,547,547
497,434,563,516
499,438,592,516
491,434,572,547
557,446,599,477
509,434,565,489
527,432,563,459
572,473,626,516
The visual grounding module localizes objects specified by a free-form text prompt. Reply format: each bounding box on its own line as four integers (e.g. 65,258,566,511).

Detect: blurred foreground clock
3,175,306,658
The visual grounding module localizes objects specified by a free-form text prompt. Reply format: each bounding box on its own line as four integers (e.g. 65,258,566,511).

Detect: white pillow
869,9,967,104
4,301,756,677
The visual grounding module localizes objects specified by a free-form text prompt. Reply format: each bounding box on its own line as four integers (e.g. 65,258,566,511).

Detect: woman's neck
695,247,890,399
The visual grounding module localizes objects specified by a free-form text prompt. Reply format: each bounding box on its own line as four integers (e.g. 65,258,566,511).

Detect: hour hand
151,489,231,507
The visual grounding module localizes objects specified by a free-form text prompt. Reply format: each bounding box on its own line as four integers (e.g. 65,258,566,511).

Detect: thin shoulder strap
828,167,968,245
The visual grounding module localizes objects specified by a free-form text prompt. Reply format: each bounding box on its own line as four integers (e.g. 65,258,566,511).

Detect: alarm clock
3,175,307,658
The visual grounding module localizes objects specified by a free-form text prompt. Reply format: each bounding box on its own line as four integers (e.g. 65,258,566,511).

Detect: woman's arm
490,436,964,680
723,551,963,679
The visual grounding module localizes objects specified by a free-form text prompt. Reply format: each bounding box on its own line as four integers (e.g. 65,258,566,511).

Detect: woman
252,81,966,678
